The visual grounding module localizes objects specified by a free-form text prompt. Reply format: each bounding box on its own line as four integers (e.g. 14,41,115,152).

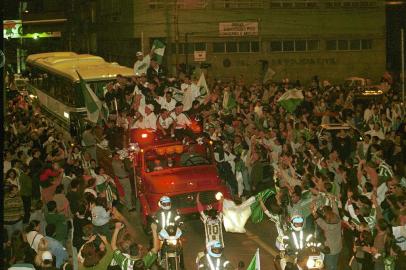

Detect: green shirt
113,249,157,270
45,212,67,243
19,173,32,197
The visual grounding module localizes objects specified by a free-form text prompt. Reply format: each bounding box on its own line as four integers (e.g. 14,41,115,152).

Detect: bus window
48,75,55,97
73,82,85,107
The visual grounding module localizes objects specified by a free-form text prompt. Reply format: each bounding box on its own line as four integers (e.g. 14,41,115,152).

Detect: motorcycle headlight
306,256,324,269
168,239,178,246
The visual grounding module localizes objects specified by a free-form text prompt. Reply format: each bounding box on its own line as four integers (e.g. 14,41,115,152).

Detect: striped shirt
112,250,157,270
4,194,24,224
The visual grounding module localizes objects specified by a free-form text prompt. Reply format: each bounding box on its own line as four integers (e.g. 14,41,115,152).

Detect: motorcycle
275,234,330,270
158,224,184,270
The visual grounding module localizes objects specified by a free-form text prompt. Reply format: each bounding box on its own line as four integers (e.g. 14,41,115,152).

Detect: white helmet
158,196,171,210
207,240,223,258
290,215,304,232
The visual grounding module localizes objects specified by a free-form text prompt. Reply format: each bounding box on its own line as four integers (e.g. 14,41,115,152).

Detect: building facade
96,0,387,83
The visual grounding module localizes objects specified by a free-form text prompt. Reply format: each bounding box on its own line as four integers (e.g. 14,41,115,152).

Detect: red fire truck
121,130,230,231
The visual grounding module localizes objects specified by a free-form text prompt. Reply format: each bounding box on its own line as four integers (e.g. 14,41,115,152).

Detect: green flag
197,72,209,98
277,88,304,113
77,71,101,123
152,39,166,64
250,188,276,223
247,248,260,270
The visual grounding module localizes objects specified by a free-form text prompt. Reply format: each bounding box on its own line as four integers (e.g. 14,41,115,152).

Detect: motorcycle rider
197,192,224,247
154,196,184,269
196,241,233,270
277,214,320,270
259,194,287,250
155,196,182,232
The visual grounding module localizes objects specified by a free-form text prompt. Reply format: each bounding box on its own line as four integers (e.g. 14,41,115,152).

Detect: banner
219,22,258,37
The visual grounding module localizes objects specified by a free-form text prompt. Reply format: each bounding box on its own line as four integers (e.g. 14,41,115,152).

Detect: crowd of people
3,50,406,270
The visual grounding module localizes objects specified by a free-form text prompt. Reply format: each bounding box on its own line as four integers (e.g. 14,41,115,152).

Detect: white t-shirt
133,85,146,107
133,55,150,75
26,231,44,253
156,96,176,112
181,83,200,111
171,112,191,129
157,115,174,129
133,110,157,130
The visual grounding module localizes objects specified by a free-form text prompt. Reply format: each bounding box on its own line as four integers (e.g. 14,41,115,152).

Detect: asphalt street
127,210,278,270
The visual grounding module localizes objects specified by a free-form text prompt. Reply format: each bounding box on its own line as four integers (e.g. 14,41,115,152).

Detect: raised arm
111,222,124,250
112,207,137,240
150,223,160,253
196,193,204,213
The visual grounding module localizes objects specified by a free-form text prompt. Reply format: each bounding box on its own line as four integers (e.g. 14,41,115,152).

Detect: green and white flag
250,188,276,223
152,39,166,64
197,72,209,98
77,71,102,123
247,248,260,270
277,88,304,113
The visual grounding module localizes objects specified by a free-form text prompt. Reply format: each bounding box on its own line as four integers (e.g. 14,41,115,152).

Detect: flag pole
114,98,119,124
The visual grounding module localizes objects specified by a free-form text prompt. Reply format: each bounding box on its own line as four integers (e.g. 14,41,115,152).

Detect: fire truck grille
171,190,217,209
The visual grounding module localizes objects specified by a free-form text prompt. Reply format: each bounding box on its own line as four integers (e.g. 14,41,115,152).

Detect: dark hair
94,167,102,175
70,179,80,189
129,243,140,257
45,224,56,237
87,178,96,187
55,185,64,194
364,182,373,193
25,220,40,233
95,197,107,209
47,201,57,212
5,168,17,178
377,218,389,231
82,242,101,267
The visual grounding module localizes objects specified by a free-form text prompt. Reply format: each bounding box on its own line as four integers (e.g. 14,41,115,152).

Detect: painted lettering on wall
270,58,337,65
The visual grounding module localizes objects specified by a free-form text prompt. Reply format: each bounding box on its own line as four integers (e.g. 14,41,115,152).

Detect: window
326,40,337,50
226,42,238,52
283,41,294,51
338,40,348,50
307,40,319,51
295,40,306,51
270,41,282,52
327,39,373,51
361,39,372,50
350,40,361,50
251,41,259,52
239,41,250,52
195,42,207,51
271,39,320,52
213,41,259,53
213,42,226,53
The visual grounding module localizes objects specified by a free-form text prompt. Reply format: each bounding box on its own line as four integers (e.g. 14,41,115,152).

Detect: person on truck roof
156,108,175,138
171,102,196,141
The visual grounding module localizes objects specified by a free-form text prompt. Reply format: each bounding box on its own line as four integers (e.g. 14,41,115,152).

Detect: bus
25,52,134,139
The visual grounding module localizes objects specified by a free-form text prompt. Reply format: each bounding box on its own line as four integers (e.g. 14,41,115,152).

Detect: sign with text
194,51,206,62
4,20,23,39
219,22,258,37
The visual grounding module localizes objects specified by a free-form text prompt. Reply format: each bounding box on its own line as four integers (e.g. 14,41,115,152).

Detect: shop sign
219,22,258,37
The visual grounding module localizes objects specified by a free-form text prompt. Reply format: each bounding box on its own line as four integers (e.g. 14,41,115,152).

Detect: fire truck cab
131,130,231,231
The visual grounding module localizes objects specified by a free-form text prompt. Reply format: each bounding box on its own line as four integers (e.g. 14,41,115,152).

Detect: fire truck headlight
215,192,223,200
141,133,148,139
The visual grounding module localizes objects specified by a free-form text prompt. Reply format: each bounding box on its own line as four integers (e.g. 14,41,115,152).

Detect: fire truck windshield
144,143,213,172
